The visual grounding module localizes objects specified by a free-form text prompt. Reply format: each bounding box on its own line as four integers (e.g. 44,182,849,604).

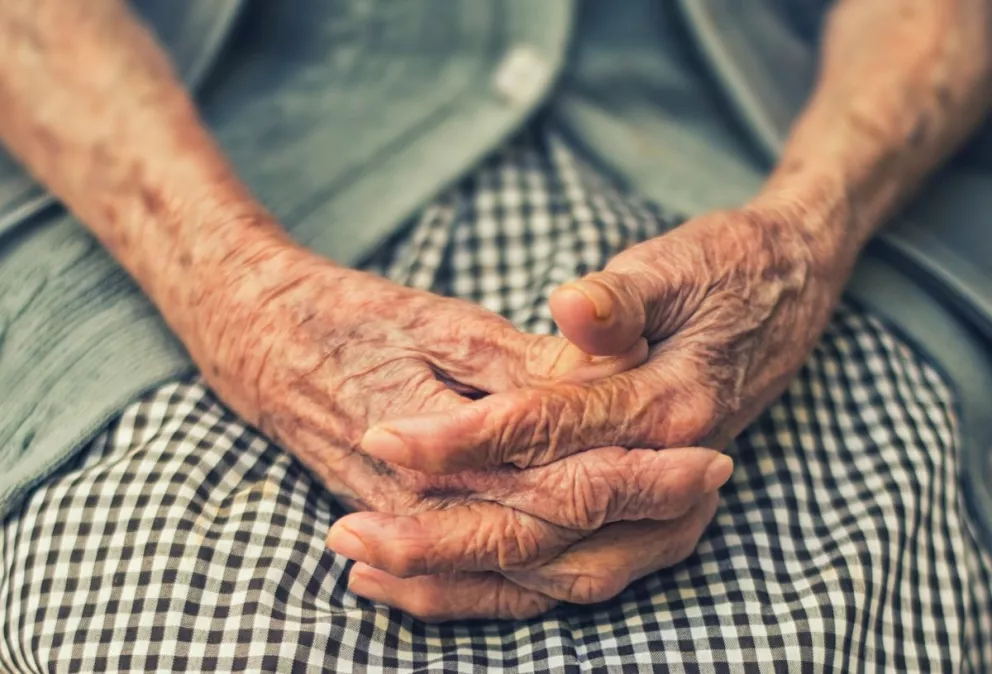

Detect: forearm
0,0,287,349
754,0,992,267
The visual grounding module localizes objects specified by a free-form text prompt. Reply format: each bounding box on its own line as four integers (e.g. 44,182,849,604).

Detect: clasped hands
196,206,843,621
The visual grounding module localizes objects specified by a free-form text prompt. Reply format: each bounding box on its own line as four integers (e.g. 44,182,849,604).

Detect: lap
2,127,990,673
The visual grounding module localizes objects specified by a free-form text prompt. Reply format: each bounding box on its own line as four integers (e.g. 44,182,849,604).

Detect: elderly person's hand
339,492,721,621
347,201,851,618
0,0,731,624
197,238,638,509
192,238,732,617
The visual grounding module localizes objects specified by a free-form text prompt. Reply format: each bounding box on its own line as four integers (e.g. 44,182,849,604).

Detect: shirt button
492,45,550,105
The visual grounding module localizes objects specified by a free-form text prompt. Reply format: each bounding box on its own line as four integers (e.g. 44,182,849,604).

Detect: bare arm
0,0,284,359
759,0,992,264
1,1,724,622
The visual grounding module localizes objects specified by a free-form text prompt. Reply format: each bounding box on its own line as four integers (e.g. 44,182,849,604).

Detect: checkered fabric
2,125,991,673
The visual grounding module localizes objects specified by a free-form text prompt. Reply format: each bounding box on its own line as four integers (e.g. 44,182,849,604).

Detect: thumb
549,269,651,356
429,310,648,396
457,330,649,393
550,253,700,356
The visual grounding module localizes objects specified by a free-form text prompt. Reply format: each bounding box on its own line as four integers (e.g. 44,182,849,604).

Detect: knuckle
564,459,614,529
531,397,559,463
605,376,653,445
677,387,723,444
512,384,607,468
629,457,680,519
503,393,557,468
634,340,741,449
489,513,547,571
640,380,720,447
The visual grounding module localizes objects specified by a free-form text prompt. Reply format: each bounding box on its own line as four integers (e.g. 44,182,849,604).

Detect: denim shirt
1,0,990,519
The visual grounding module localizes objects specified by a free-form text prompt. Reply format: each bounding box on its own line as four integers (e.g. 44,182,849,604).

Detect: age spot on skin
139,184,166,216
102,204,120,227
779,157,805,176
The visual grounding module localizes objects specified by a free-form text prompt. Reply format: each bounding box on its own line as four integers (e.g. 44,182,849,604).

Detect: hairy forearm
755,0,992,266
0,0,286,347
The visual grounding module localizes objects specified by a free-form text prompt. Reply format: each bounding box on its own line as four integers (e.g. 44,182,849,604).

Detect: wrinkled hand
342,491,720,621
350,206,848,619
194,241,636,510
188,241,732,618
360,206,845,467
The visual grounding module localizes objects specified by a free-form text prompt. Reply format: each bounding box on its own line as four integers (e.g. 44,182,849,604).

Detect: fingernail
361,426,408,461
703,454,734,491
563,282,613,321
326,523,372,562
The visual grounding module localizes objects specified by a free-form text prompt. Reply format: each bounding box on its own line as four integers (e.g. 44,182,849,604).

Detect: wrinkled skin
3,0,983,628
347,206,850,620
191,241,733,620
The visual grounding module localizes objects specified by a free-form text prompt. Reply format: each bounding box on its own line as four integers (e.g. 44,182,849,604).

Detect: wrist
146,208,302,358
746,168,865,281
756,95,919,255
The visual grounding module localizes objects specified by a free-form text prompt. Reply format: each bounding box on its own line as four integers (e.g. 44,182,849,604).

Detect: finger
512,332,649,385
549,253,703,356
484,447,732,528
360,365,712,473
348,564,557,622
504,492,719,604
327,502,585,577
437,324,649,394
549,271,648,356
326,449,731,576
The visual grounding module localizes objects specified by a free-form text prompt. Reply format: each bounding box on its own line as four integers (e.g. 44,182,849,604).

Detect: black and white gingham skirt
2,126,991,673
